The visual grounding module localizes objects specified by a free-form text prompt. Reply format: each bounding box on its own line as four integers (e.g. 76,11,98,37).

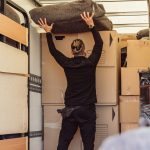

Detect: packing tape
44,122,61,129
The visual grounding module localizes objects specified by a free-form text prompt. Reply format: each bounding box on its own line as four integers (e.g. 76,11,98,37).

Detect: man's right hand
80,12,94,28
38,18,53,33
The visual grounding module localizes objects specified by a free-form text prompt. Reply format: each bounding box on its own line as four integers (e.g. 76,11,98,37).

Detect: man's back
64,56,97,106
46,27,103,106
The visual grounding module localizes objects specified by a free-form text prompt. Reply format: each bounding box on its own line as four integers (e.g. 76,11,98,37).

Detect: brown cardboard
0,14,28,46
44,105,119,150
42,31,120,104
121,123,139,132
119,34,136,49
127,40,150,67
78,31,120,67
42,33,119,104
43,30,120,67
119,96,140,123
0,137,28,150
94,105,119,149
121,67,146,95
96,67,118,104
42,33,73,104
44,105,82,150
0,42,28,74
0,73,28,134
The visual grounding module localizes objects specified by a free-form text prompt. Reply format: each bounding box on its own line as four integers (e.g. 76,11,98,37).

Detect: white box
44,105,82,150
0,42,28,74
29,137,43,150
30,26,41,76
29,92,42,131
0,73,28,134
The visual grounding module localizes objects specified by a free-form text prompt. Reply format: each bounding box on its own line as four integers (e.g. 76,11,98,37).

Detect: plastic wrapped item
99,127,150,150
29,0,112,33
139,71,150,123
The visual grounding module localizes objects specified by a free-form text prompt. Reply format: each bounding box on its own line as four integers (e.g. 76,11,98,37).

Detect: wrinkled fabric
99,127,150,150
136,29,149,39
29,0,112,33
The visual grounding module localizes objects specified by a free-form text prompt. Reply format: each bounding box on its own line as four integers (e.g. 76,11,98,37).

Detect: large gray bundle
5,4,20,23
137,29,149,39
29,0,112,33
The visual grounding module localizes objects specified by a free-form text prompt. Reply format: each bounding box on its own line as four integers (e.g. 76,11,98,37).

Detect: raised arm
80,12,103,65
38,18,69,67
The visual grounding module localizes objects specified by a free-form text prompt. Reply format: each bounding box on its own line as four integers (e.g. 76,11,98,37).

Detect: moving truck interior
0,0,150,150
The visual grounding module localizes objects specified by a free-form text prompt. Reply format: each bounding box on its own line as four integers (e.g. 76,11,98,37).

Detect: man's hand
80,12,94,28
38,18,53,33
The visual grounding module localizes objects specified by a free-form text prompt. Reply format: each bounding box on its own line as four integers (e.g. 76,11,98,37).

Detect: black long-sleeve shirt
46,27,103,106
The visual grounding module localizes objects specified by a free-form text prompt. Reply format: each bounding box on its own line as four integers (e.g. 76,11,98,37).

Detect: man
38,12,103,150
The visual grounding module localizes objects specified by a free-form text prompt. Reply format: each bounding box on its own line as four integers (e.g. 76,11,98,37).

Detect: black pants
57,104,96,150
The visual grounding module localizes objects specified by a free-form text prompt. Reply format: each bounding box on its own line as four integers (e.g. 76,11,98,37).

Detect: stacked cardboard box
44,104,82,150
0,42,28,148
42,30,120,149
42,31,120,105
119,96,140,132
120,39,150,132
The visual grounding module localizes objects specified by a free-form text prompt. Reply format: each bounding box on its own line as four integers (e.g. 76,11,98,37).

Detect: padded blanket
29,0,112,33
137,29,149,39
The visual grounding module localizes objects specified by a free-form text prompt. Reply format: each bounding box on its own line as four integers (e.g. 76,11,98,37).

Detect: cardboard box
44,105,82,150
121,67,147,95
42,30,120,67
121,123,139,133
29,137,42,150
0,42,28,74
127,40,150,67
96,67,118,104
119,34,136,49
44,105,119,150
0,137,28,150
94,105,119,149
0,73,28,134
42,31,120,104
42,66,119,104
42,33,74,104
78,31,120,67
119,96,140,123
42,34,118,104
